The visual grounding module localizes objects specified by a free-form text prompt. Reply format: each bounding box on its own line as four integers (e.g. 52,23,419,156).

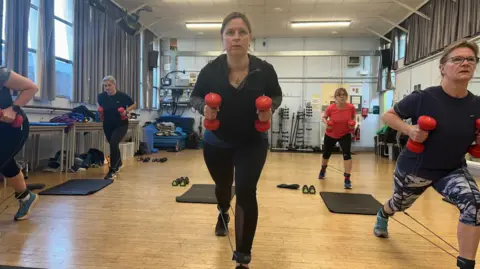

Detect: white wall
394,37,480,102
161,37,382,150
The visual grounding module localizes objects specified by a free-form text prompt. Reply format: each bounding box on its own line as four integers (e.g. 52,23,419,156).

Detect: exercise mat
176,184,235,204
320,192,382,215
39,179,113,196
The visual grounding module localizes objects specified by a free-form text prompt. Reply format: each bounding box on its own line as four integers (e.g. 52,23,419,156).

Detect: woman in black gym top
97,75,136,180
0,66,39,221
190,12,282,269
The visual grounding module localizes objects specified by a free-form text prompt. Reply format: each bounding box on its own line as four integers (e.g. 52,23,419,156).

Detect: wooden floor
0,150,473,269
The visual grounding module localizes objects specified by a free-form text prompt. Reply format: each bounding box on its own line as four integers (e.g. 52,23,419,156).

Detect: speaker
381,49,392,69
148,51,159,68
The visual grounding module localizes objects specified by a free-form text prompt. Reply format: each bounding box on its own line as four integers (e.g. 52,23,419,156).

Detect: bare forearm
127,103,136,112
382,112,410,134
14,88,38,106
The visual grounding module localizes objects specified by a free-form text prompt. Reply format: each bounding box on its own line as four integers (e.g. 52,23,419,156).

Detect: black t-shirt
190,54,283,144
97,91,134,126
394,86,480,180
0,66,13,110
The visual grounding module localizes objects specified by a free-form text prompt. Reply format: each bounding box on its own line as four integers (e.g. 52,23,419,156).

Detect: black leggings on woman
203,138,269,259
103,124,128,171
0,111,29,178
323,133,352,160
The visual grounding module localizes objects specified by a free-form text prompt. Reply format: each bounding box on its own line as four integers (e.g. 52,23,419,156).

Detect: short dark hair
221,12,252,35
334,88,348,97
440,39,479,65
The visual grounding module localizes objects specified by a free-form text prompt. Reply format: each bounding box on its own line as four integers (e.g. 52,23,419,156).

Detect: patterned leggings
388,166,480,226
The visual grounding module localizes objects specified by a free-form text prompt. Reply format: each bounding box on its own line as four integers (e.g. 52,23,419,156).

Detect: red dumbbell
118,107,128,120
204,93,221,130
326,120,334,134
255,96,272,132
406,115,437,153
348,120,356,130
98,107,104,121
0,109,23,128
468,119,480,158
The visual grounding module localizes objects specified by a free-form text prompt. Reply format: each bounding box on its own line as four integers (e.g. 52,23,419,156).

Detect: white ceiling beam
378,15,408,33
392,0,430,20
367,27,391,43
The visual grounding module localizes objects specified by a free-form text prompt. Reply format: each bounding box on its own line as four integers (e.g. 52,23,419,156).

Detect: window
54,0,73,99
152,67,159,109
1,0,6,64
27,2,39,83
398,33,407,60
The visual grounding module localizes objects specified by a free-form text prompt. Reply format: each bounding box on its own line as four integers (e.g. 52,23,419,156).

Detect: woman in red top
319,87,356,189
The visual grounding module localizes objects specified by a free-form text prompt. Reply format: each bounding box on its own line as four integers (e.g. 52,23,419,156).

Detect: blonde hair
103,75,117,85
440,39,479,65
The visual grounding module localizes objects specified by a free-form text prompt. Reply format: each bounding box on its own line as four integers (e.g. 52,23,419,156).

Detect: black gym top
394,86,480,180
97,91,134,127
190,54,283,144
0,66,13,110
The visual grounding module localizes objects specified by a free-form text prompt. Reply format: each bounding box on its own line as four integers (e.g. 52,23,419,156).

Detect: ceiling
112,0,427,39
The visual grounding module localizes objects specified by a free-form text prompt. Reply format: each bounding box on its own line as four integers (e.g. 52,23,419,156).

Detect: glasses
448,56,479,65
336,94,347,97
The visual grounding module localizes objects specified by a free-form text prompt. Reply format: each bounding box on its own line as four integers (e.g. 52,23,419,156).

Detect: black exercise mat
320,192,382,215
0,265,41,269
176,184,235,204
39,179,113,196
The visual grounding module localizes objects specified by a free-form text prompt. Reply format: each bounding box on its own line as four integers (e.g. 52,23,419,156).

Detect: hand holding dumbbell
118,107,128,120
326,120,334,134
468,119,480,158
0,108,23,128
348,120,356,130
406,115,436,153
204,93,221,130
98,107,104,121
255,96,272,132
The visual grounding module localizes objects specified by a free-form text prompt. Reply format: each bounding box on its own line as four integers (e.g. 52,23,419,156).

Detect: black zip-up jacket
190,54,283,144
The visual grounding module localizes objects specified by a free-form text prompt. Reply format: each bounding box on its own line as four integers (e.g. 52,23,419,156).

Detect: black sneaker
215,210,230,236
104,170,116,180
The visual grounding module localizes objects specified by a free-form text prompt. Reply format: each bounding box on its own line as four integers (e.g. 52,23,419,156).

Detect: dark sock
379,207,392,218
15,190,29,200
344,173,351,180
457,257,475,269
321,165,327,170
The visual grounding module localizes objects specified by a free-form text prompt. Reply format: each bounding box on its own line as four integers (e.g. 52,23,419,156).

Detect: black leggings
0,111,29,178
203,139,269,257
323,133,352,160
103,124,128,171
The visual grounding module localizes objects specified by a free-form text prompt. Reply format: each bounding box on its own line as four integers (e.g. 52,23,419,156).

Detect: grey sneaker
373,209,389,238
14,191,39,221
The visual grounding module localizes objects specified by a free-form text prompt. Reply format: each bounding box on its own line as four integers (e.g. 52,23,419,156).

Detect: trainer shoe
215,209,230,236
373,209,389,238
318,169,326,179
344,179,352,189
14,191,39,221
104,170,117,180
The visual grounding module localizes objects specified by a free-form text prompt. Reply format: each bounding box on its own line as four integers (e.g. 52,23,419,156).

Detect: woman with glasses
373,39,480,269
318,87,356,189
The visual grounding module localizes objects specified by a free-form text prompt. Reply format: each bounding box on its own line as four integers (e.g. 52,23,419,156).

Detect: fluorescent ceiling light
185,22,222,29
290,21,351,28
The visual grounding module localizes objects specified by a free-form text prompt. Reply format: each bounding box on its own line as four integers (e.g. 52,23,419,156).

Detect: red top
324,103,356,139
